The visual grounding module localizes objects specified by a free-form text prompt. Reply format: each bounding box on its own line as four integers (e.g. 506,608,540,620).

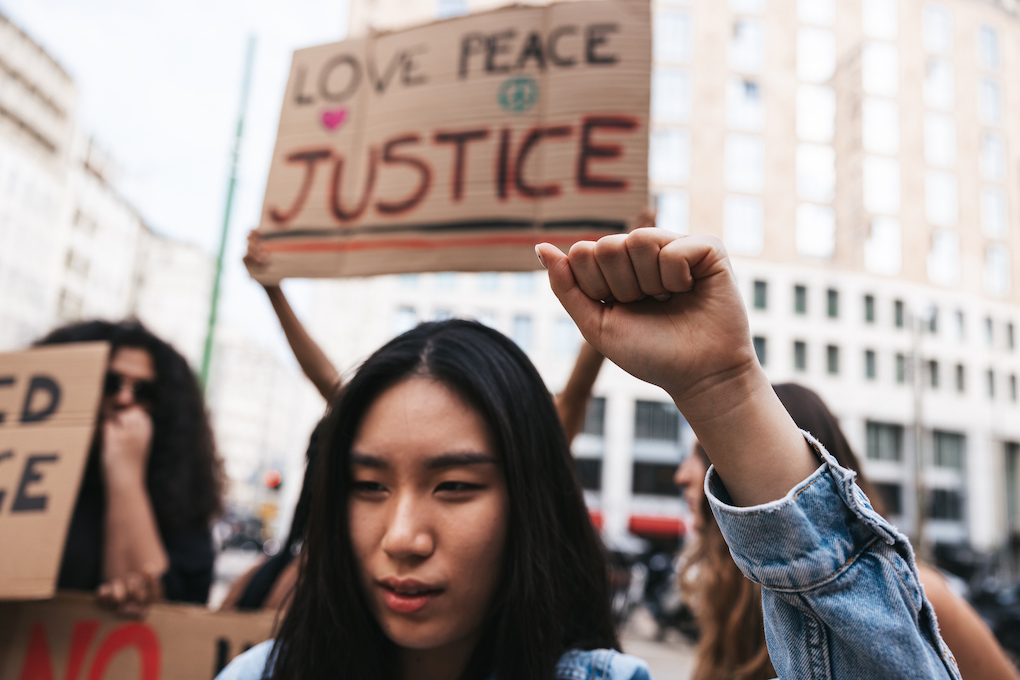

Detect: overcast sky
2,0,350,364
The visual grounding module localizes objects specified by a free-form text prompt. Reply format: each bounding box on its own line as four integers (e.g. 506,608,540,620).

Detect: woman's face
102,347,156,418
674,445,708,532
349,376,509,661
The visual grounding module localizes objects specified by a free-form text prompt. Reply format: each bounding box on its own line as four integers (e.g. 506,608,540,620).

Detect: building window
436,0,468,18
725,135,765,192
794,341,808,371
928,306,939,334
652,68,692,123
929,360,939,389
930,488,964,520
654,10,693,62
753,336,767,366
864,295,875,323
1008,323,1015,350
799,0,834,25
987,369,996,398
925,172,958,227
575,459,603,492
656,191,689,234
985,244,1011,297
797,144,835,202
827,288,839,318
753,280,767,309
865,350,877,379
632,462,682,496
514,272,535,294
934,430,964,468
634,400,681,441
730,0,766,13
981,187,1007,238
978,25,999,70
923,114,955,167
474,310,496,328
434,272,458,289
923,4,952,55
512,315,533,352
730,18,766,73
583,396,606,436
863,0,898,39
726,77,764,130
955,364,965,393
477,272,500,291
866,421,903,461
553,317,581,356
875,482,903,515
864,217,902,276
986,317,994,346
796,204,836,258
649,129,691,184
723,195,764,255
797,85,835,142
1010,374,1017,402
862,42,898,96
433,308,454,321
954,310,964,340
827,345,840,374
393,306,419,336
980,132,1005,181
924,59,954,110
399,273,419,288
928,230,960,286
794,285,807,314
863,157,900,214
979,79,1002,124
797,28,835,83
896,353,906,383
862,99,899,155
894,300,904,328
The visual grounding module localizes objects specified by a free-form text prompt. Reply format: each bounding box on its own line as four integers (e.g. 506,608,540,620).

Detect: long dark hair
268,319,618,680
36,320,223,530
680,382,885,680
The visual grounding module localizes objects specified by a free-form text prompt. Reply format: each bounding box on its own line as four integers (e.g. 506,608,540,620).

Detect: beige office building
329,0,1020,558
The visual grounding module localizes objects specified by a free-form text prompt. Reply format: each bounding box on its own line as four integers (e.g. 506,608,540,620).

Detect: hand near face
537,230,756,409
102,404,154,481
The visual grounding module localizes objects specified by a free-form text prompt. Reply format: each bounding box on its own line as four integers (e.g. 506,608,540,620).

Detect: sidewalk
620,607,697,680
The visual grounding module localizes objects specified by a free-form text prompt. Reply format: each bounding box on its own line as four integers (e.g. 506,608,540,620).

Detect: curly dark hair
36,319,224,530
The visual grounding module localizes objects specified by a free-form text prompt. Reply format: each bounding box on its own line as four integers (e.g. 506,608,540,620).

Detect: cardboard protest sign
251,0,651,282
0,593,276,679
0,343,108,600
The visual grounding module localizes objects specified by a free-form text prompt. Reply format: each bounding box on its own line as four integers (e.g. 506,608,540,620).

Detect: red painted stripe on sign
262,232,612,253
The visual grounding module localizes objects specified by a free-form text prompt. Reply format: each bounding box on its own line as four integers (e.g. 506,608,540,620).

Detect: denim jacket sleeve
705,432,961,680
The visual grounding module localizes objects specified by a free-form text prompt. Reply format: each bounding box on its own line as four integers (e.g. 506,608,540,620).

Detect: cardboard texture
252,0,651,281
0,343,108,600
0,593,276,679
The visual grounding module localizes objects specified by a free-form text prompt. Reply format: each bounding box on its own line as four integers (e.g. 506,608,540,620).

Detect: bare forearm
103,469,168,581
555,341,605,442
671,363,817,507
264,285,340,400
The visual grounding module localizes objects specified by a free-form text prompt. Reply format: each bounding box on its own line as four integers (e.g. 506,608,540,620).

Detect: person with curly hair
36,320,224,615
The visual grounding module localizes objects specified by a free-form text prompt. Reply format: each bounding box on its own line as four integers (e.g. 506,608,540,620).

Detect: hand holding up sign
537,230,817,507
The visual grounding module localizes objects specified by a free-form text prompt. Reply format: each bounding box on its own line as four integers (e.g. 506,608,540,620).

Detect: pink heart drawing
321,107,348,131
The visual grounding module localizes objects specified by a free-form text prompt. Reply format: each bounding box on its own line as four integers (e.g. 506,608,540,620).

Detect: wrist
667,354,765,426
102,456,147,488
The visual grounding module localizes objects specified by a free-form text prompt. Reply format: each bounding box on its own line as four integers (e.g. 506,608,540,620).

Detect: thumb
535,244,604,340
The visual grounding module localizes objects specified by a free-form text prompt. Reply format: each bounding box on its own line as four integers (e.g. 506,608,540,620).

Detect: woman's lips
377,578,444,614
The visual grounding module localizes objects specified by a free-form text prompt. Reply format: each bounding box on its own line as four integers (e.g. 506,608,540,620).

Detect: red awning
628,515,685,539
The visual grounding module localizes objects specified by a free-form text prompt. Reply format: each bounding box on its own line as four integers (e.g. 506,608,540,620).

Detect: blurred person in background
222,230,609,612
674,382,1019,680
36,320,224,615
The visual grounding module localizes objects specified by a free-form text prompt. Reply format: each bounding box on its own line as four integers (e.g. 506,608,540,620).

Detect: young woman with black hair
218,229,961,679
36,320,224,615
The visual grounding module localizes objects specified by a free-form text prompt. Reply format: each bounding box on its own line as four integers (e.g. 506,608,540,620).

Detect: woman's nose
115,383,135,405
380,493,435,561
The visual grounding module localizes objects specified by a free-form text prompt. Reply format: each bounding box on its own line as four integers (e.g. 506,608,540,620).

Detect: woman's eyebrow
350,453,388,468
425,453,497,470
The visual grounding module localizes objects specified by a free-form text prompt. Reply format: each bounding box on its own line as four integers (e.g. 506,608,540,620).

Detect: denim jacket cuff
704,430,910,592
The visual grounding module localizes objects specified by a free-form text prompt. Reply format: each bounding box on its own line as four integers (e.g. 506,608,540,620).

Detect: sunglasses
103,371,157,404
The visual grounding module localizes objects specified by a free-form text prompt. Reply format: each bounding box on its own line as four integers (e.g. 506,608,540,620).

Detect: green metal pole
201,36,256,390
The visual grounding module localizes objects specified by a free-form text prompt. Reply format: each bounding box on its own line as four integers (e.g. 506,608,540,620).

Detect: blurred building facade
0,10,319,539
335,0,1020,558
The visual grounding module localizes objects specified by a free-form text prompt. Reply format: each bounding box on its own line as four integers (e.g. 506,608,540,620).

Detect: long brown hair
679,383,884,680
